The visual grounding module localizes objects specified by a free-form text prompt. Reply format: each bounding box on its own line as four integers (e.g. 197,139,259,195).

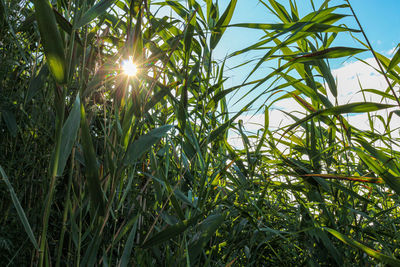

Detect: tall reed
0,0,399,265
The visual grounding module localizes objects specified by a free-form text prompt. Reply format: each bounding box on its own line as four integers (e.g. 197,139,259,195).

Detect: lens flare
122,58,137,76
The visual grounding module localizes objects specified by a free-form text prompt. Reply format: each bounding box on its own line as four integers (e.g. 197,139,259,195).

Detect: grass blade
284,102,395,136
80,102,105,216
387,44,400,72
119,216,139,267
210,0,237,49
189,213,225,261
324,227,400,266
355,148,400,195
75,0,116,29
141,214,203,249
32,0,66,84
0,166,39,250
1,109,17,137
287,46,367,62
57,95,81,176
124,125,174,165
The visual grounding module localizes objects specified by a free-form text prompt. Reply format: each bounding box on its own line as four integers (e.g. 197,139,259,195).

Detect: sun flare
122,58,137,76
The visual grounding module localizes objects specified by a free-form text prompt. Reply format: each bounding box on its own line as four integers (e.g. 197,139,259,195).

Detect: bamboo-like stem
55,148,75,267
39,84,66,267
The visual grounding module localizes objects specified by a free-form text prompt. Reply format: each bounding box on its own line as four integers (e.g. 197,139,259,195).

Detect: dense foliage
1,0,400,266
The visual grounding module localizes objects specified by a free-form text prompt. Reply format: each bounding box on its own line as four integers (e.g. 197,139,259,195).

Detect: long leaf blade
210,0,237,49
75,0,116,29
32,0,66,84
324,227,400,266
0,166,39,250
80,103,105,216
57,95,81,176
284,102,395,136
125,125,174,165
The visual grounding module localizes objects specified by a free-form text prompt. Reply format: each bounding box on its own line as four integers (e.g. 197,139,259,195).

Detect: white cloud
386,47,397,56
228,57,400,148
233,94,304,131
329,57,399,134
329,57,392,104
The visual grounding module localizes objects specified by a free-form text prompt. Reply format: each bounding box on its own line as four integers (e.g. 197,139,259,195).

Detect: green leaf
0,166,39,250
1,109,17,137
327,180,371,203
189,214,225,261
210,0,237,49
119,216,139,267
184,10,196,53
356,138,400,176
75,0,117,29
164,1,189,19
355,148,400,195
80,228,102,267
141,214,202,248
285,47,367,62
308,228,343,265
387,44,400,72
26,65,49,103
80,102,105,216
267,0,291,23
57,95,81,176
52,7,83,46
324,227,400,266
362,89,397,101
284,102,395,136
125,125,174,165
32,0,66,84
229,23,360,33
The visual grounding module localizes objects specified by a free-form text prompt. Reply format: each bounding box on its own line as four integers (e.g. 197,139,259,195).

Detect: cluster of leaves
0,0,399,266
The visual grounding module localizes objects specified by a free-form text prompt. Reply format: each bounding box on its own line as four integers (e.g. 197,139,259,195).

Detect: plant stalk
345,0,400,107
39,84,66,267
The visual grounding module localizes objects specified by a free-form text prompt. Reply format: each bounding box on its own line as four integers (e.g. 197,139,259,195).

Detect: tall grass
0,0,399,266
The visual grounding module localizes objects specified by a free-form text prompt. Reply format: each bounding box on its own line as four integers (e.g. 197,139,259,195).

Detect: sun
122,57,137,76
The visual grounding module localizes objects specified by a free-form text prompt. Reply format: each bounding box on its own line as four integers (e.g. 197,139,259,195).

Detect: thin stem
345,0,400,107
55,148,75,267
39,84,66,267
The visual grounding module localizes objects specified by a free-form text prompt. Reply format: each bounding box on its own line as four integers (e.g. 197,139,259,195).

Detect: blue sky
216,0,399,61
346,0,400,51
150,0,399,145
213,0,400,113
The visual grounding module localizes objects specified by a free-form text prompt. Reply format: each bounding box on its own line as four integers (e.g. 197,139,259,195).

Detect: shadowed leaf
125,125,174,165
75,0,117,29
57,95,81,176
0,166,39,250
32,0,66,84
325,227,400,266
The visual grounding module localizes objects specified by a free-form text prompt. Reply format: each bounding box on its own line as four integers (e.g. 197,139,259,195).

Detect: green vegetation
1,0,400,265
